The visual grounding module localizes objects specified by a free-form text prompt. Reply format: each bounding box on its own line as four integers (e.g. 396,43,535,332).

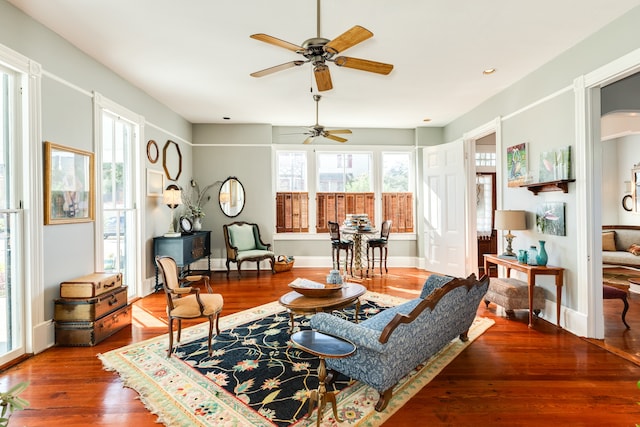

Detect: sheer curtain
476,174,493,238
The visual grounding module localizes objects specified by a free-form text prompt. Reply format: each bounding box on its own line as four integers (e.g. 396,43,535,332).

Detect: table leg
555,274,563,328
307,356,342,426
287,311,295,333
354,298,361,324
353,234,363,277
527,273,534,328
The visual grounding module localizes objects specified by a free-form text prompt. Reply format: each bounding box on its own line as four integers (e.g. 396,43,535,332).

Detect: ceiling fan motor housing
301,37,335,63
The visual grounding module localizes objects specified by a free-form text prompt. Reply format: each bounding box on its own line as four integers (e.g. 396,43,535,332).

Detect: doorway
599,73,640,361
475,134,497,277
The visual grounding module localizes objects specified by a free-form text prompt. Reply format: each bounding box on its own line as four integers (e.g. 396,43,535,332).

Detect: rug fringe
98,353,191,426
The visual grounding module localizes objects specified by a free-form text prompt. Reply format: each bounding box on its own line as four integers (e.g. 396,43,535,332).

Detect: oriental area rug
99,291,494,427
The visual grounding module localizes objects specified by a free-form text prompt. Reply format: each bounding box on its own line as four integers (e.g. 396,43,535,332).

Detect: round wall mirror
219,177,245,217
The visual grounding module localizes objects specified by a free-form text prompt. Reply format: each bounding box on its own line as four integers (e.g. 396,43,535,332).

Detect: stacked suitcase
54,272,131,346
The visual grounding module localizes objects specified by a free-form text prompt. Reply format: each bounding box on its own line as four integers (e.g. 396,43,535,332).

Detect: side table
290,330,356,427
484,254,564,328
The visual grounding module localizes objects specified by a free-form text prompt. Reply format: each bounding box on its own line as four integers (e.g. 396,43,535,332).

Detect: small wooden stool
603,284,630,329
484,277,545,318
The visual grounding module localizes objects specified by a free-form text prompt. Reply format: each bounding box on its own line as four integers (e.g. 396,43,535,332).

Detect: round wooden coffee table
279,283,366,333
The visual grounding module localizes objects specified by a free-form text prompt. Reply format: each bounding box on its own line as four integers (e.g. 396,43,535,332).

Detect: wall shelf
520,179,575,195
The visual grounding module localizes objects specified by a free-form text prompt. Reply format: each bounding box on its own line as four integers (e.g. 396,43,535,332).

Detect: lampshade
494,210,526,231
163,185,182,207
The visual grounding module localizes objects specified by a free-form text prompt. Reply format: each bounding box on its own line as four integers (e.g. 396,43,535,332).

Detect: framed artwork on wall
146,169,164,197
44,141,95,225
539,145,571,183
536,201,566,236
507,143,527,187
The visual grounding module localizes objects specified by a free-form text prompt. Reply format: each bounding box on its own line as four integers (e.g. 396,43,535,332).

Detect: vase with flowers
182,179,219,230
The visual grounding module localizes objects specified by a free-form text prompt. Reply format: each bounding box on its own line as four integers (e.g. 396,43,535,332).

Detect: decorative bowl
288,278,343,297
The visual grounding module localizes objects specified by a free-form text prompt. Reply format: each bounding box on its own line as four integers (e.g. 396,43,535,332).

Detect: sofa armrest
310,312,386,353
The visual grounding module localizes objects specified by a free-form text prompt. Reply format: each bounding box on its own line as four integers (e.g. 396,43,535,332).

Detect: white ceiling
7,0,640,129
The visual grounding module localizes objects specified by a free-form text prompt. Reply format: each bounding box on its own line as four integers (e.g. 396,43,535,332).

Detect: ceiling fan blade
334,56,393,75
314,64,333,91
324,25,373,54
303,136,315,144
250,61,305,77
324,134,348,143
250,33,302,52
325,129,352,135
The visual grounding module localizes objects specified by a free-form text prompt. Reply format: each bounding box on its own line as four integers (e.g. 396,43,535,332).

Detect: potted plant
0,381,29,426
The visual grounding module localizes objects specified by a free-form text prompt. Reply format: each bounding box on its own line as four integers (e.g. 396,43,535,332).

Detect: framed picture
146,169,164,197
539,146,571,183
507,143,527,187
44,141,95,225
536,202,566,236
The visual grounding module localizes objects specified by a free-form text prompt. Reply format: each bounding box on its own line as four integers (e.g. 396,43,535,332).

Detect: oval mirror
162,140,182,181
219,177,245,217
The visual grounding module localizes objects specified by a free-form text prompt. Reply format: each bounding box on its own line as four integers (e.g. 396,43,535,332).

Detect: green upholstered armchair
223,221,275,276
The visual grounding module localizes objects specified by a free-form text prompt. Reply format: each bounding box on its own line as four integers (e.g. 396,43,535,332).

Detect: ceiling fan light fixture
248,0,393,89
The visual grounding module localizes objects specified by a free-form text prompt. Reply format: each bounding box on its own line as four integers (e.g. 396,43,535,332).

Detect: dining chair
328,221,353,275
367,220,392,275
155,255,224,357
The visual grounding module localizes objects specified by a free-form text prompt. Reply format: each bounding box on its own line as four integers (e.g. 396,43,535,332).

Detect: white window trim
0,43,44,355
92,92,145,299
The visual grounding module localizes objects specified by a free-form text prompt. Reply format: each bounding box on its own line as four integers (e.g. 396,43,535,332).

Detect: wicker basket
274,255,294,273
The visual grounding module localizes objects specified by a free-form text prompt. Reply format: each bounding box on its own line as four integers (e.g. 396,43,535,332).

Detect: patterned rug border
99,291,494,426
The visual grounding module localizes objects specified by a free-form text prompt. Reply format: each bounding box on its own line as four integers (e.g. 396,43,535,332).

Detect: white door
423,139,467,277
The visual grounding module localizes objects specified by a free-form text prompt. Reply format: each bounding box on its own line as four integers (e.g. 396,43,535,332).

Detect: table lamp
494,210,526,258
163,184,182,237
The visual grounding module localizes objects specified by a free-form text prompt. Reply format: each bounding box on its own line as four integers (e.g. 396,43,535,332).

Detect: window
0,64,25,364
100,110,139,298
381,152,413,232
276,152,308,233
475,151,496,167
277,151,306,191
275,148,414,234
318,152,371,192
316,152,374,232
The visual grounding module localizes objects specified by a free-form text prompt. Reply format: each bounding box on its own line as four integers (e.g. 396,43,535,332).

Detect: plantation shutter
382,192,414,232
316,192,375,233
276,192,309,233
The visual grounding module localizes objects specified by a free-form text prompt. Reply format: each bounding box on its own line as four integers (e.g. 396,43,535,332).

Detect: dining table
341,226,378,278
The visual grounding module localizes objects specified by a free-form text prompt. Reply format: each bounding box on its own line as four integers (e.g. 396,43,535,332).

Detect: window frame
274,146,415,236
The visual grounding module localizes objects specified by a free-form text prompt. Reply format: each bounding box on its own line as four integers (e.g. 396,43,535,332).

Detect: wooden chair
223,221,275,276
328,221,353,274
155,256,224,357
367,220,392,275
603,284,630,328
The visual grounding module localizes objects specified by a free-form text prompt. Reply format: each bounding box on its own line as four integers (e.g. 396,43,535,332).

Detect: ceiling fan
249,0,393,91
302,94,351,144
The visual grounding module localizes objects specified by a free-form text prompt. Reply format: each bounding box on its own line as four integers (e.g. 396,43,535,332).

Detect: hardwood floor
587,287,640,364
2,268,640,426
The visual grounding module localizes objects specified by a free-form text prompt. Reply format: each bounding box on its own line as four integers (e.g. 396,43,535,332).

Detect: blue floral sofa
309,273,489,411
